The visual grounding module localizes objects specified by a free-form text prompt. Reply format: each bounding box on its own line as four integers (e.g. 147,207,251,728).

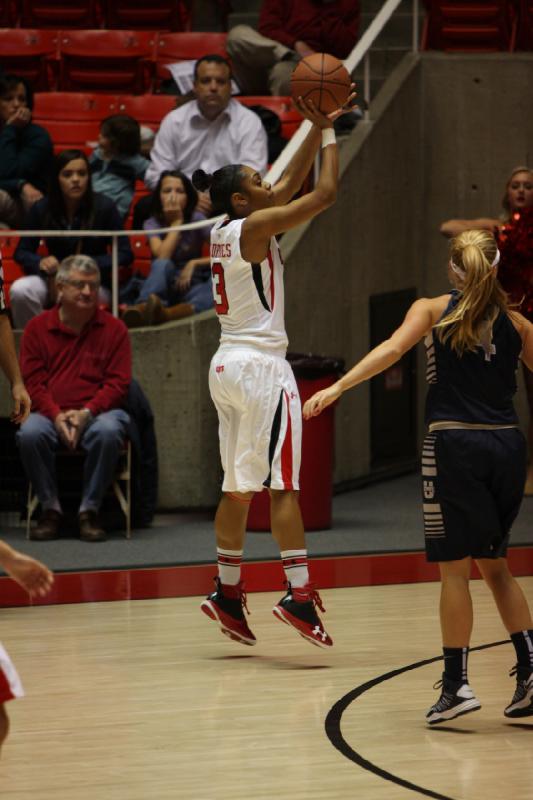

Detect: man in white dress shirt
144,55,268,208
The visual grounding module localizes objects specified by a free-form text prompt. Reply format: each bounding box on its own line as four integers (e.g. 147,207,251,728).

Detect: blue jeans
16,410,130,513
134,258,214,312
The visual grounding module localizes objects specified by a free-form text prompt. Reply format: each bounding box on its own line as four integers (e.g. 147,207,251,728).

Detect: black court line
325,639,510,800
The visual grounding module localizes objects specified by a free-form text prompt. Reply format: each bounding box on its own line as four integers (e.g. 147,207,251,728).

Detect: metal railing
3,217,216,318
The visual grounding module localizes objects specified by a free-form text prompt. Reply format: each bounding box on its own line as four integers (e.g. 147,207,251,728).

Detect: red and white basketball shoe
272,583,333,648
201,577,256,646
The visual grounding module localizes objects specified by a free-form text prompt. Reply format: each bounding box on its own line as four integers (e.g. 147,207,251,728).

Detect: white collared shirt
144,99,268,188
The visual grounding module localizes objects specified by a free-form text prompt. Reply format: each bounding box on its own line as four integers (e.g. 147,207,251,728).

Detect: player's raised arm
240,101,339,258
271,87,356,207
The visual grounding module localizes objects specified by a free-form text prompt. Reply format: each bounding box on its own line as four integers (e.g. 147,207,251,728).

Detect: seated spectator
11,149,133,329
121,170,212,327
89,114,150,221
0,74,53,229
17,255,131,542
227,0,359,96
144,54,268,216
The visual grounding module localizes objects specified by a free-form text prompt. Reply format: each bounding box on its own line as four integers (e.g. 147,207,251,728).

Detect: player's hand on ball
294,96,334,129
328,84,358,121
303,383,343,419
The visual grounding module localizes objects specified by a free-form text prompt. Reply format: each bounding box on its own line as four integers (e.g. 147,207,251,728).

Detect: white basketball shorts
209,346,302,493
0,642,24,703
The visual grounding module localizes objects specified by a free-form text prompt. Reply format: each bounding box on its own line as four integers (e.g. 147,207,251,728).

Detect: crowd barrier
3,217,220,318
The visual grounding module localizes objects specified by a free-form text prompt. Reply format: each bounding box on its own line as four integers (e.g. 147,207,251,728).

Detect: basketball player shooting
193,85,355,649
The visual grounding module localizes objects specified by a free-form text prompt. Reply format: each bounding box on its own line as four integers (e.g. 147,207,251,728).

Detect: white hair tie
450,248,500,279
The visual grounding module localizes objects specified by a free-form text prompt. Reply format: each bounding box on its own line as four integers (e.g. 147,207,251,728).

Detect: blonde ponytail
435,229,508,355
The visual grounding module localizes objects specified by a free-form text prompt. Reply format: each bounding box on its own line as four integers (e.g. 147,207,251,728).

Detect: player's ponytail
192,164,246,217
435,229,509,355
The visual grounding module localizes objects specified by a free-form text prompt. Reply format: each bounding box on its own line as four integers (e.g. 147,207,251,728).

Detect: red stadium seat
154,32,228,88
58,30,156,93
39,119,101,151
0,29,59,91
0,237,24,308
129,233,152,277
21,0,99,28
33,92,119,121
238,96,300,141
104,0,190,32
0,0,17,26
516,0,533,48
422,1,516,51
115,93,177,129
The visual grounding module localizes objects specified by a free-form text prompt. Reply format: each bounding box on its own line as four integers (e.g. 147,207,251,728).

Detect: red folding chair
58,29,156,93
0,29,60,91
422,1,517,51
21,0,100,28
154,32,228,89
103,0,190,31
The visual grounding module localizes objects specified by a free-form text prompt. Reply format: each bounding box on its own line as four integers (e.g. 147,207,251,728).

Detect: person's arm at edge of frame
440,218,501,238
303,296,449,419
511,311,533,372
0,539,53,598
0,311,31,424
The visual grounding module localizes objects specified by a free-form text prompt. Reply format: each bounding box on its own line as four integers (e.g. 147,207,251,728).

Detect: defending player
0,540,54,752
193,93,353,648
304,229,533,722
0,252,53,751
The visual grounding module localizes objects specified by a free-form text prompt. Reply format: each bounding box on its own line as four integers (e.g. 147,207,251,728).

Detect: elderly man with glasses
16,254,131,542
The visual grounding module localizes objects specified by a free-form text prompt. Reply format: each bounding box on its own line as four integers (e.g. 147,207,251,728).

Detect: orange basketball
290,53,351,115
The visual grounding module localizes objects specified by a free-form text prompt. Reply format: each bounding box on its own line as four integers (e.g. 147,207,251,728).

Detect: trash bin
247,353,344,532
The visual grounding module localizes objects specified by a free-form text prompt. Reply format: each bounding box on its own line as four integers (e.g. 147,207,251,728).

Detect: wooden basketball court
1,577,533,799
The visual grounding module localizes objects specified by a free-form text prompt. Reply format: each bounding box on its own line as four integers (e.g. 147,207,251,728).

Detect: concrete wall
3,52,533,508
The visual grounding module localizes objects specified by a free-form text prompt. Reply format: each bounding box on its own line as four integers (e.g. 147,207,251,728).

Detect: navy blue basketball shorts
421,428,526,562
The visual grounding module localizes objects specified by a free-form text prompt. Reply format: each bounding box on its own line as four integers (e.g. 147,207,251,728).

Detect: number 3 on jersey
211,261,229,315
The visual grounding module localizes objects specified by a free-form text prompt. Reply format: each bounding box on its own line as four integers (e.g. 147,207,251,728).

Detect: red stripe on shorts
0,668,15,703
281,392,294,490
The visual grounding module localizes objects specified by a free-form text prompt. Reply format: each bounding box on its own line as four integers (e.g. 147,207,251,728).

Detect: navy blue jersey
424,291,522,426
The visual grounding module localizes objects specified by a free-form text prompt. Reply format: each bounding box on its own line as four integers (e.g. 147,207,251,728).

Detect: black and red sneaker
201,577,256,646
272,583,333,648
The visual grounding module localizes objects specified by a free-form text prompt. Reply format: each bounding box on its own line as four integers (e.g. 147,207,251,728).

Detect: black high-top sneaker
201,577,256,646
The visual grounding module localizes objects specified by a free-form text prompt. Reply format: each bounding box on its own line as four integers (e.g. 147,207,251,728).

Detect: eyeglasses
63,279,100,291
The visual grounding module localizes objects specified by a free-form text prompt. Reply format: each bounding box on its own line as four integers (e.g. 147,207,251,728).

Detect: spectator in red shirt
17,254,131,543
227,0,359,96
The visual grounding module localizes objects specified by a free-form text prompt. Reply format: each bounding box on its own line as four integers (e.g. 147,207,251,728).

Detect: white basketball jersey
209,217,288,352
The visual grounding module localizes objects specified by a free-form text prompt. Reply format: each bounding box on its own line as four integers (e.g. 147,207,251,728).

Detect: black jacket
127,378,158,527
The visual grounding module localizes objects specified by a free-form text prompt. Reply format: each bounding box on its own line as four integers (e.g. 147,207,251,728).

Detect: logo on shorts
423,480,435,500
216,365,224,373
290,392,296,399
